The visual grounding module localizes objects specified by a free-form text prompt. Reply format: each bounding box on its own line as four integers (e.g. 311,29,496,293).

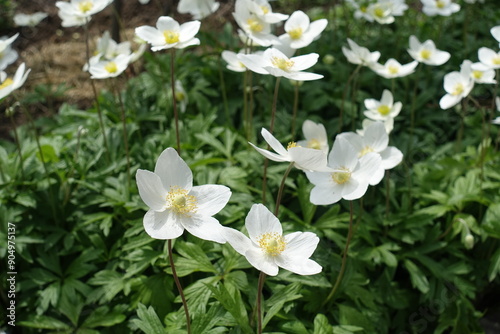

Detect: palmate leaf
80,306,127,329
404,259,429,294
175,276,220,315
18,315,71,330
263,282,303,328
132,303,166,334
191,302,226,333
313,314,332,334
171,241,218,277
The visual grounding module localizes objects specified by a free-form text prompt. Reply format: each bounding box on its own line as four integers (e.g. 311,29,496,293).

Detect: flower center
420,49,431,60
436,0,445,8
247,17,264,33
388,65,399,75
78,0,94,13
360,6,367,12
472,70,483,79
377,105,391,115
332,168,352,184
0,77,13,89
261,6,269,14
307,139,321,150
104,61,117,73
166,186,197,216
287,141,299,149
359,146,374,157
288,27,303,40
258,232,286,256
452,83,464,96
175,91,185,101
163,30,180,44
492,56,500,65
374,7,385,18
271,57,294,71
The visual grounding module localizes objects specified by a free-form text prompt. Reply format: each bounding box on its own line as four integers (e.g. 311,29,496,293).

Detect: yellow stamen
166,186,197,216
436,0,445,9
472,70,483,80
307,139,321,150
420,49,431,60
332,168,352,184
78,0,94,13
374,7,385,18
261,6,269,14
360,6,367,12
288,27,303,40
452,83,464,96
377,105,391,115
247,17,263,33
104,61,117,73
258,232,286,256
359,146,374,157
271,57,294,71
287,141,299,149
163,30,180,44
388,65,399,75
0,78,13,90
492,56,500,65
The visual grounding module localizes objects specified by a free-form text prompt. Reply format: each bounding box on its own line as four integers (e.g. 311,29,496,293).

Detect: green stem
274,162,294,216
111,79,131,191
385,170,390,218
269,77,281,133
8,111,24,180
218,57,230,127
323,201,354,305
339,65,361,133
170,49,181,154
256,271,266,334
168,239,191,334
291,82,299,139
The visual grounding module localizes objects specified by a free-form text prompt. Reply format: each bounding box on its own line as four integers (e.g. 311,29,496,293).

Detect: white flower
371,58,418,79
233,0,278,47
247,0,288,24
84,31,133,71
56,0,113,27
407,35,450,66
365,2,395,24
278,10,328,49
357,117,394,135
138,0,150,3
342,38,381,67
492,97,500,125
306,137,382,205
0,34,19,71
491,26,500,47
237,48,323,81
363,89,402,121
221,50,247,72
478,47,500,70
439,64,474,110
135,16,201,51
173,80,189,113
463,60,496,84
0,63,31,100
338,122,403,186
420,0,460,16
178,0,220,20
249,128,330,172
89,54,131,79
223,204,322,276
13,12,48,27
297,120,329,155
136,148,231,242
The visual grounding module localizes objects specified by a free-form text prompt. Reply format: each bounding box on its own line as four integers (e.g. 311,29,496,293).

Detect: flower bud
464,234,474,249
323,54,335,65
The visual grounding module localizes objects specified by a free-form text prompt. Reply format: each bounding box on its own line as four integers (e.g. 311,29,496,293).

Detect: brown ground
0,0,234,139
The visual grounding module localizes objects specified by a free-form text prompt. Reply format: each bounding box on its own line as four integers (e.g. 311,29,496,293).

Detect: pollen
163,30,180,44
332,168,352,185
258,232,286,256
388,65,399,75
287,141,299,149
472,70,483,79
436,0,445,9
261,6,269,14
452,83,464,96
166,186,197,216
359,146,374,157
78,0,94,13
307,139,321,150
420,49,431,60
104,61,118,73
288,27,303,40
0,77,13,90
492,56,500,65
271,57,294,71
374,7,385,18
247,17,264,33
377,105,391,115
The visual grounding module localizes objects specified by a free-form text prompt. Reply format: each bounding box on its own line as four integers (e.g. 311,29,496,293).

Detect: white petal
353,152,382,184
154,147,193,190
439,93,461,110
135,26,164,47
380,146,403,169
136,169,167,211
249,142,290,162
261,127,288,156
289,147,328,171
189,185,231,217
275,256,321,275
245,248,279,276
245,203,282,244
329,137,359,171
363,122,388,152
310,184,342,205
156,16,179,31
179,21,201,42
223,227,253,256
282,231,319,259
143,209,184,239
290,53,319,71
181,215,226,243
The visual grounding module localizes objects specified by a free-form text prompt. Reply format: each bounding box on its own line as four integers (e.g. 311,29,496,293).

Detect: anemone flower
135,16,201,51
89,54,131,79
56,0,113,27
221,50,248,72
371,58,418,79
342,38,381,67
420,0,460,16
439,63,474,110
136,147,231,243
407,35,450,66
478,47,500,70
0,34,19,71
177,0,220,20
278,10,328,49
13,12,48,27
247,0,288,24
297,120,329,155
233,0,278,46
0,63,31,100
223,204,322,276
363,89,402,121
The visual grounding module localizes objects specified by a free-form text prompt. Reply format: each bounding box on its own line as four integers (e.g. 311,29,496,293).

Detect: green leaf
263,282,303,328
132,303,166,334
338,304,373,332
81,306,126,328
415,205,451,218
313,314,332,334
404,259,429,294
172,241,217,277
176,276,220,315
332,325,364,334
191,302,226,333
18,315,71,330
488,247,500,282
483,203,500,239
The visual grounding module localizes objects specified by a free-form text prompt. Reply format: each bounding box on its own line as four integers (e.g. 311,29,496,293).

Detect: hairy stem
168,239,191,334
